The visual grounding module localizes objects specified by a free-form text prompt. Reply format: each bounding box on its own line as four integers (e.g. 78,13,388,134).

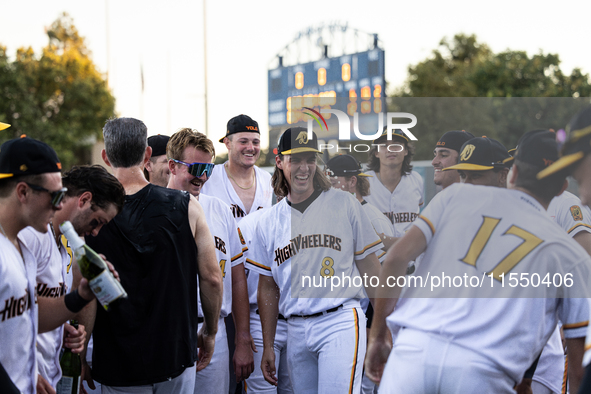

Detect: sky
1,0,591,153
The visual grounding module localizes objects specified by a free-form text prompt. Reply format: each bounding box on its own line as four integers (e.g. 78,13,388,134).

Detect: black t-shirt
86,184,199,386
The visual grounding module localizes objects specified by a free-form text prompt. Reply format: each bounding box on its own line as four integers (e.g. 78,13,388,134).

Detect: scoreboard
268,48,385,138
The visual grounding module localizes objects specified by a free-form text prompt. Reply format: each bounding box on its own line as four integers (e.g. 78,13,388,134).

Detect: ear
498,168,509,188
223,137,231,151
15,181,29,204
169,158,178,175
143,147,152,167
507,164,518,188
101,149,111,167
350,176,358,189
77,191,93,208
145,159,153,172
275,155,284,170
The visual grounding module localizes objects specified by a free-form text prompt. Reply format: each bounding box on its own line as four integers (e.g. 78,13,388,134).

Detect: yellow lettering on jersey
488,226,543,281
219,259,227,278
462,217,501,267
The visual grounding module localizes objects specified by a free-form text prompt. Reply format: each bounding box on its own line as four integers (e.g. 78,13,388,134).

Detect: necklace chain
225,163,255,190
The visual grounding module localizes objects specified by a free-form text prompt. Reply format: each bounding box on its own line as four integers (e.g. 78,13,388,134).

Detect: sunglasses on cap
25,182,67,208
171,159,215,178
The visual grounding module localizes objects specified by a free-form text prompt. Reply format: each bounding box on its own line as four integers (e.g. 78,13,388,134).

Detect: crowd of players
1,105,591,394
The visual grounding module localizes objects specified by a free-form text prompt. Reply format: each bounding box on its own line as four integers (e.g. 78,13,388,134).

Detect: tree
392,34,591,159
0,13,115,170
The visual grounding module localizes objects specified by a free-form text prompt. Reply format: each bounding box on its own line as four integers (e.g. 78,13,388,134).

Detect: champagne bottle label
56,376,80,394
89,270,126,309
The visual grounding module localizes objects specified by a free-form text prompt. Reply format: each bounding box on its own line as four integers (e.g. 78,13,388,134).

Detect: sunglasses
171,159,215,178
25,182,68,208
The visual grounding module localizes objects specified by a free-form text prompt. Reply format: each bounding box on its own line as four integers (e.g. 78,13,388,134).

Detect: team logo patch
571,205,583,221
460,144,476,161
237,227,246,245
296,131,308,144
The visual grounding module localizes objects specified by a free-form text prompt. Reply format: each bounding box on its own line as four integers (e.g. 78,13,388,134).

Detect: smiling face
277,152,317,202
169,146,214,197
145,155,170,187
226,132,260,169
432,147,460,188
23,172,64,233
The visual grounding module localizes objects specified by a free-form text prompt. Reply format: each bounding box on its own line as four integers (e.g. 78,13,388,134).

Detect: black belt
256,309,287,321
295,304,343,319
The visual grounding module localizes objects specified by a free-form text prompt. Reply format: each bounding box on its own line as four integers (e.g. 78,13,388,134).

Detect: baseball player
454,132,591,393
202,114,273,220
247,127,383,393
537,105,591,392
144,134,170,187
365,130,591,393
0,137,100,393
166,128,253,393
431,130,475,189
364,128,424,238
239,208,293,394
19,165,125,393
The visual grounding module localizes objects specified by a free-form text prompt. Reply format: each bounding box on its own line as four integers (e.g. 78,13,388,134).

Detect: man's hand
63,322,86,354
364,335,392,385
36,374,55,394
261,346,277,386
233,333,256,381
77,256,120,302
80,360,95,394
196,324,216,372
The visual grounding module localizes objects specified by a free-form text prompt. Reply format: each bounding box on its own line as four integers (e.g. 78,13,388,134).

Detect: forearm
38,296,78,333
567,337,585,393
200,277,223,336
231,264,251,342
379,234,399,251
257,275,280,350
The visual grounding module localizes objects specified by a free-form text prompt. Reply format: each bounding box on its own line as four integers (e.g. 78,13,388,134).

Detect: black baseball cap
147,135,170,157
435,130,475,152
444,137,510,171
373,127,410,144
219,114,260,143
538,105,591,179
512,130,559,170
0,136,62,180
325,155,371,177
275,127,321,155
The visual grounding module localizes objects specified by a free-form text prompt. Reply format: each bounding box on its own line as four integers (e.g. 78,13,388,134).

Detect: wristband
64,289,92,313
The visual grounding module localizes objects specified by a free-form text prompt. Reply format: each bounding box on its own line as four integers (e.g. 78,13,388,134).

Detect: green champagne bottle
56,320,81,394
60,221,127,311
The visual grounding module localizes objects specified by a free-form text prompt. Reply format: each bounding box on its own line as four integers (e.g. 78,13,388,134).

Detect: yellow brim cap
0,122,10,131
443,163,494,171
280,147,322,155
537,151,585,179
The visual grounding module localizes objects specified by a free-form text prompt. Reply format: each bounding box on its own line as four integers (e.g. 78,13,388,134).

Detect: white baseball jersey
534,191,591,392
236,208,267,306
246,188,383,318
0,234,38,394
19,225,72,388
198,194,246,318
364,170,424,237
201,163,272,222
361,200,394,263
387,184,591,384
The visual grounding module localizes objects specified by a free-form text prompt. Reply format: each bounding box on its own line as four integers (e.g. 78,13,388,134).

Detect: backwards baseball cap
503,130,557,169
275,127,321,155
373,127,410,144
444,137,510,171
436,130,475,152
325,155,371,178
538,105,591,179
219,114,259,143
0,136,61,180
147,134,170,157
0,122,10,131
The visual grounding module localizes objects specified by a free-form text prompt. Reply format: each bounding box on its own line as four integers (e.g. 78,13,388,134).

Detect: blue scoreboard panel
268,48,385,135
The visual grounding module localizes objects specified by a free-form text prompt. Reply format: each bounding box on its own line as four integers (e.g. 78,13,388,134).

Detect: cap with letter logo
0,136,62,179
325,154,371,177
219,114,260,143
373,127,410,144
538,105,591,179
443,137,510,171
275,127,321,155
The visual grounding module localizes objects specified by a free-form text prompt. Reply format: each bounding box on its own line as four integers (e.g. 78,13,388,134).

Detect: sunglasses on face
25,182,68,208
171,159,215,178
